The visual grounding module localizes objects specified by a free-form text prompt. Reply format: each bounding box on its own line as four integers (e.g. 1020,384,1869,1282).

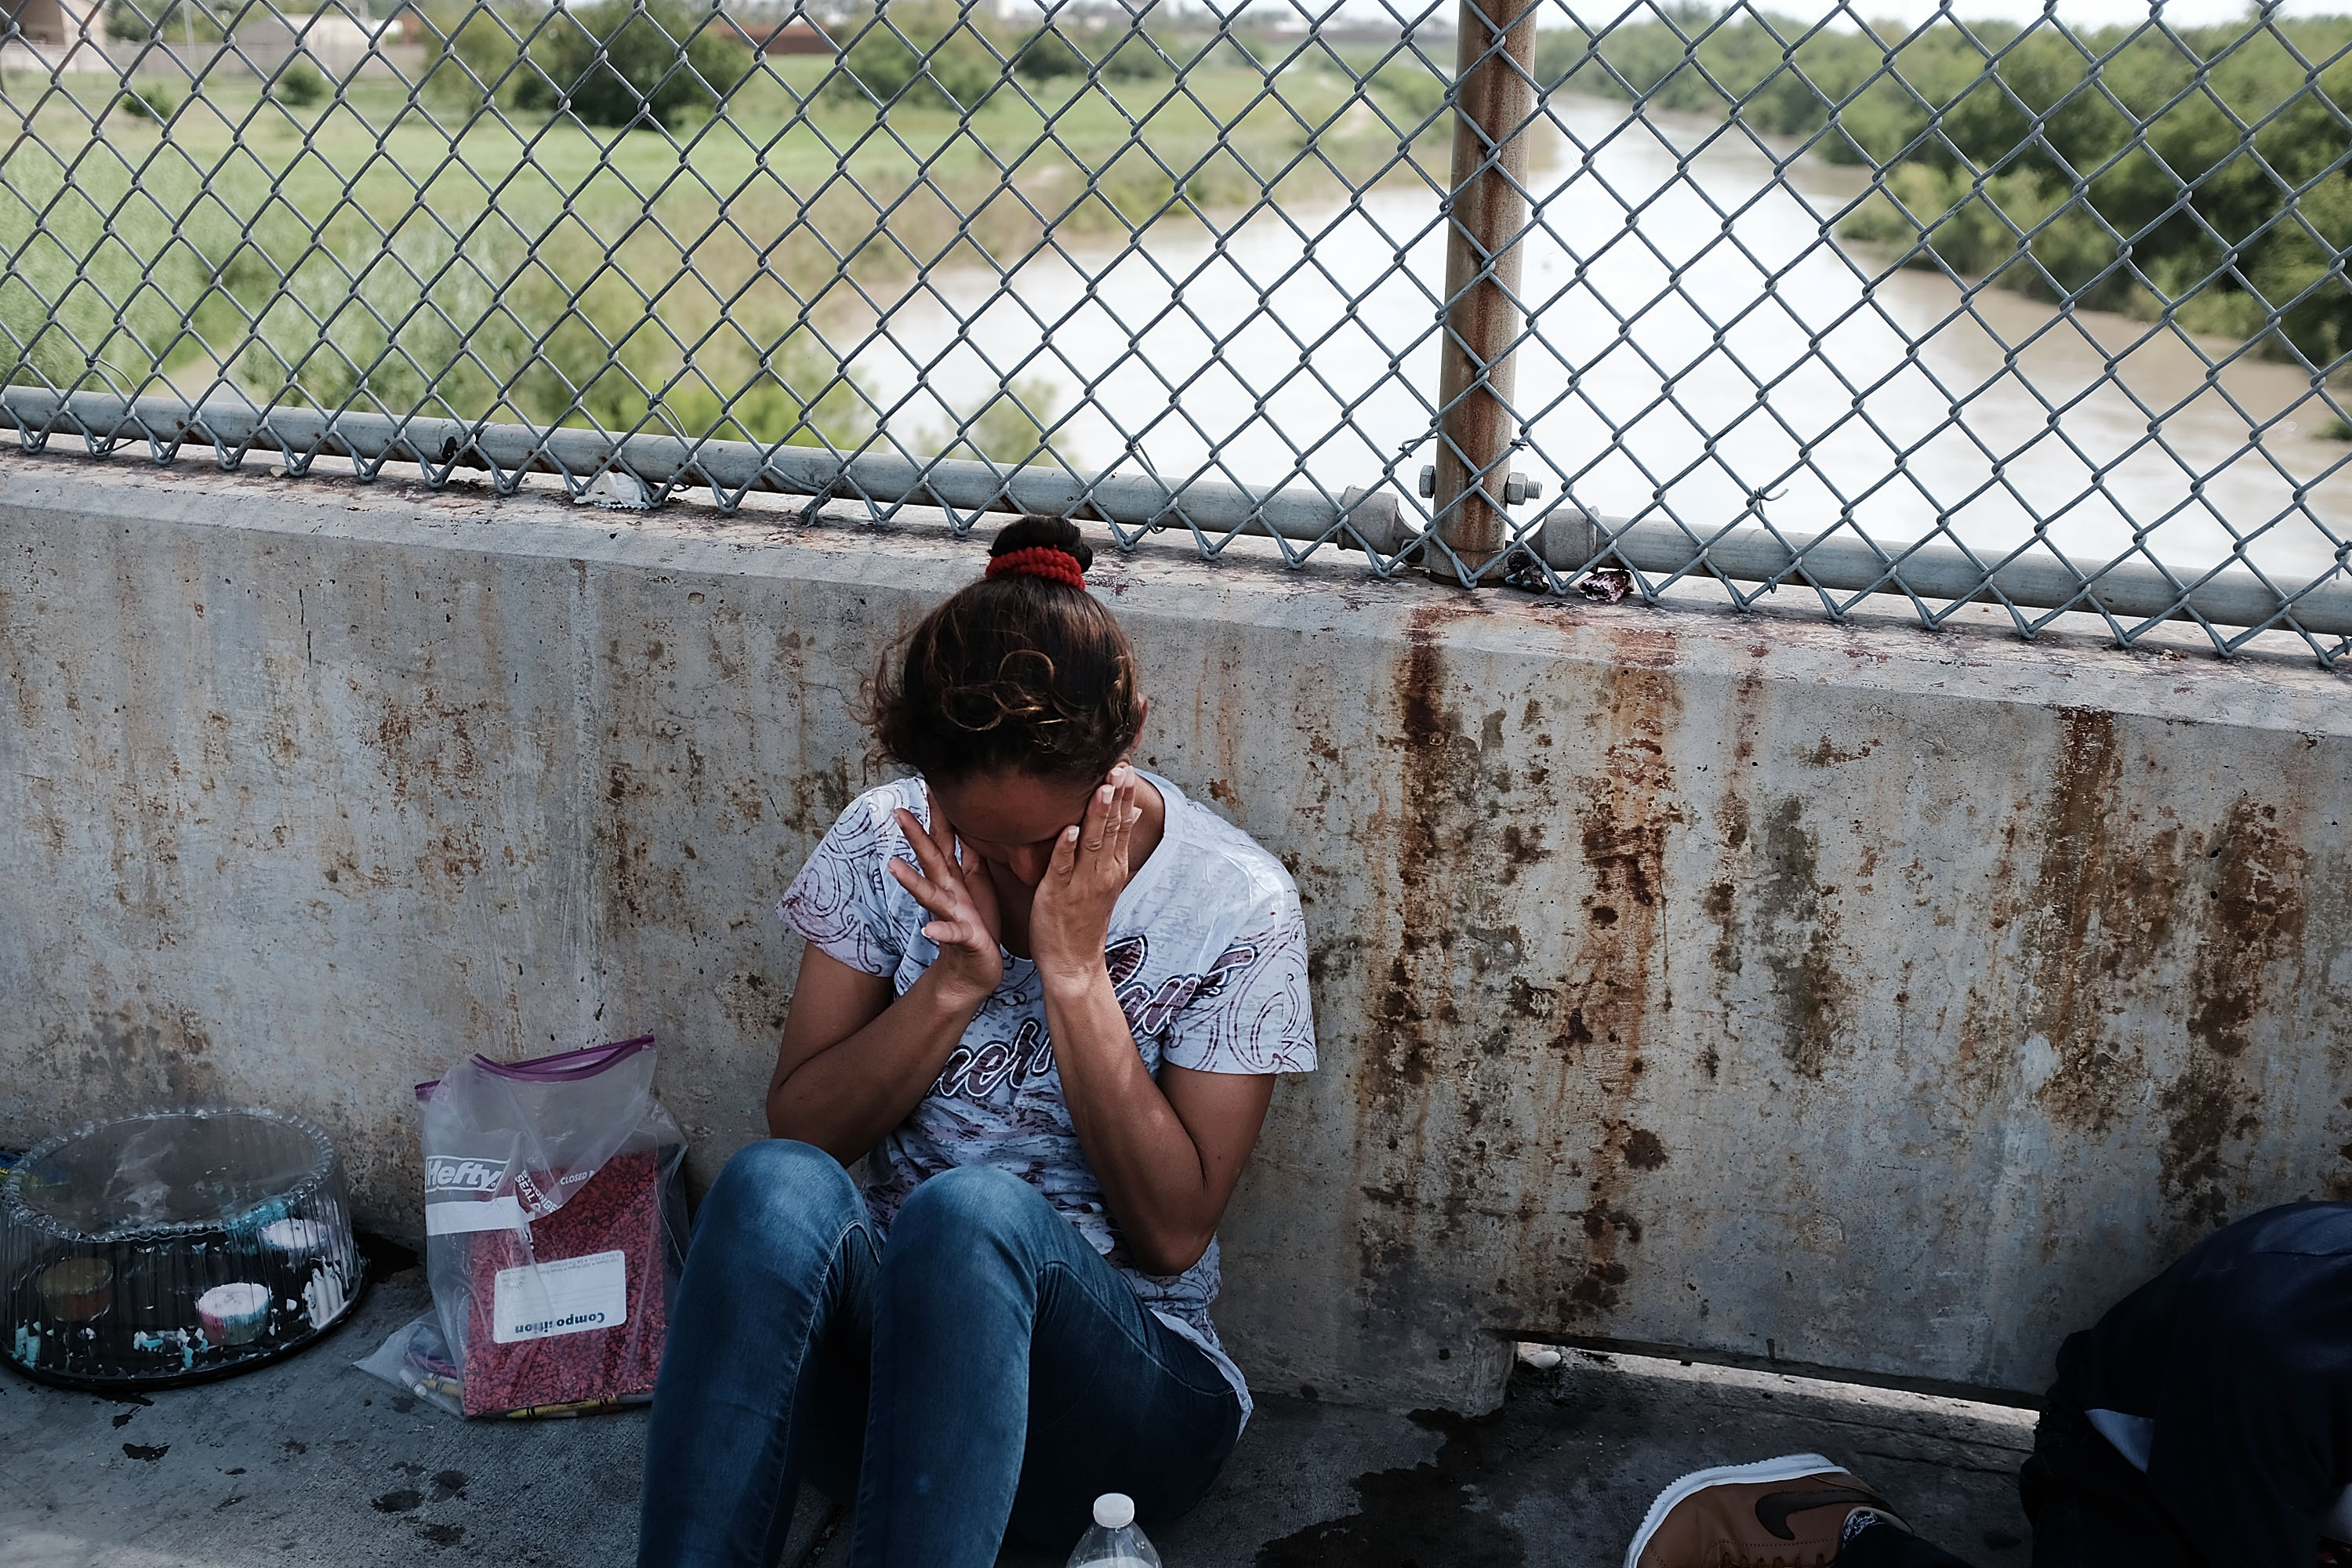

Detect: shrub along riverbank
1538,12,2352,372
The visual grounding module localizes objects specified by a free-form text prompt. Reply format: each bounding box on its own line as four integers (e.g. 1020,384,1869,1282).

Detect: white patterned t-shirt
776,771,1317,1422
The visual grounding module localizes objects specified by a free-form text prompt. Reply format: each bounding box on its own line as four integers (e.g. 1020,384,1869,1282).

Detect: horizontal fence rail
2,1,2350,661
16,386,2349,641
0,386,1414,550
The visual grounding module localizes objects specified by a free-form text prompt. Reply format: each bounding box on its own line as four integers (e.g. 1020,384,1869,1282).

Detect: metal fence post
1426,0,1541,586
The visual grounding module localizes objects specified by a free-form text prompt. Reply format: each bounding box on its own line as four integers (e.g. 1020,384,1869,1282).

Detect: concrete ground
1,1254,2038,1568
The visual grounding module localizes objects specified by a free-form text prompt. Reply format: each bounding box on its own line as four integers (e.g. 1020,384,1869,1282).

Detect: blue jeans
637,1140,1243,1568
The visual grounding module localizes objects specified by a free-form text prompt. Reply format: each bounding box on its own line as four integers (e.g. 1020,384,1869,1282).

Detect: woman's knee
886,1164,1056,1266
694,1138,862,1254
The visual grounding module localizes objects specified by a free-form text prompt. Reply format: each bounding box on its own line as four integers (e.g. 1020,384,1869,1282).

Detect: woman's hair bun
871,511,1138,783
987,514,1092,572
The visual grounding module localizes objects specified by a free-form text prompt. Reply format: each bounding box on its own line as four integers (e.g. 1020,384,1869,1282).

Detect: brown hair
869,516,1142,784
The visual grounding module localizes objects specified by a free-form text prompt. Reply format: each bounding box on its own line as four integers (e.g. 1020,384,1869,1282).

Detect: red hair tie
985,546,1087,591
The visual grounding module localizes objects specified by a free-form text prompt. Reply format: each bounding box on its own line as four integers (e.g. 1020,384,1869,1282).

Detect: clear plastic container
2,1106,365,1388
1066,1493,1162,1568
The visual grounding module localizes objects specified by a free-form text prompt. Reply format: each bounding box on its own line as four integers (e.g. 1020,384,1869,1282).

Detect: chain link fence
2,0,2348,662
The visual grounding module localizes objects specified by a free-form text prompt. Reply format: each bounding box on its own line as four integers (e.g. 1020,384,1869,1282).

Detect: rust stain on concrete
368,689,488,804
1341,601,1489,1369
1939,708,2324,1230
2143,789,2311,1226
1360,605,1477,1120
1537,626,1683,1321
2187,796,2308,1060
2016,708,2136,1131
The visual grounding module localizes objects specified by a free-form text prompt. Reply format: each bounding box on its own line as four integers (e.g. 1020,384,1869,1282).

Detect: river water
851,94,2348,587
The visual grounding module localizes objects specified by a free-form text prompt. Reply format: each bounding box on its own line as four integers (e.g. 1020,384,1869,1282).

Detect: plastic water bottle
1065,1492,1162,1568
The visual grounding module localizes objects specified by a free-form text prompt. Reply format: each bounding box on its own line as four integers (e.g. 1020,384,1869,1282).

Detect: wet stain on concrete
55,1005,223,1111
1701,880,1741,978
1755,797,1850,1079
122,1443,169,1462
1254,1410,1526,1568
2157,1058,2252,1229
1621,1129,1668,1170
1497,823,1549,886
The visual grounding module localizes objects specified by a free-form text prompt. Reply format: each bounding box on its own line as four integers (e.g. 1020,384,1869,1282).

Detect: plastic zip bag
404,1036,688,1417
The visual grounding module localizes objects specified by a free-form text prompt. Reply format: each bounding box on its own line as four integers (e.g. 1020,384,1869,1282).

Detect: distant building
2,0,114,72
735,16,833,55
3,0,100,44
920,0,1159,25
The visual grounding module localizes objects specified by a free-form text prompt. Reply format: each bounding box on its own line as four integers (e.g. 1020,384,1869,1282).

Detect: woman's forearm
1044,972,1219,1275
768,967,982,1162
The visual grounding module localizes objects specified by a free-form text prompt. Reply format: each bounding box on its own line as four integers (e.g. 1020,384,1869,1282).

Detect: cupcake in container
2,1106,365,1388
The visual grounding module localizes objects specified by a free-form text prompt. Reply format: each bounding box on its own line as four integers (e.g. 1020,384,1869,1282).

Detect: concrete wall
4,454,2349,1414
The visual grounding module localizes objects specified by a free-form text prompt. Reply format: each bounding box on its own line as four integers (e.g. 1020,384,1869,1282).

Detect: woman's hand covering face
1029,764,1143,992
885,788,1005,1011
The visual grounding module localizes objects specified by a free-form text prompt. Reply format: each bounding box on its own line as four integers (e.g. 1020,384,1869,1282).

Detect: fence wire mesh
2,0,2349,662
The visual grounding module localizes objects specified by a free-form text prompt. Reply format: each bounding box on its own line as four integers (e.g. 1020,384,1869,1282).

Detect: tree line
413,1,1355,132
1535,12,2352,368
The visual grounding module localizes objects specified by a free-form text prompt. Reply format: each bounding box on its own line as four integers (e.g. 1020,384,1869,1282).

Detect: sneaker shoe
1624,1453,1906,1567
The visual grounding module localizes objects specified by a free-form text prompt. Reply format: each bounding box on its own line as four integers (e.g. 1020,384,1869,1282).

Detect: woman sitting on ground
637,515,1317,1567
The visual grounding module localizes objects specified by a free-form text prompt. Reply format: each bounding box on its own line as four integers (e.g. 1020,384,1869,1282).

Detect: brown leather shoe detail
1633,1470,1881,1567
1755,1485,1890,1540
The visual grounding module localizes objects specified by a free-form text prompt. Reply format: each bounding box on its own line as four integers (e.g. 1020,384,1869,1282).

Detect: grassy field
0,45,1453,449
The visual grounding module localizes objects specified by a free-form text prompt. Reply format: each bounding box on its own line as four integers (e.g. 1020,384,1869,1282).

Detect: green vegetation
818,4,1178,111
111,82,176,121
1537,12,2352,366
271,57,328,107
510,0,750,131
0,20,1450,448
829,2,1011,111
920,376,1063,467
1006,20,1174,90
415,0,532,114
